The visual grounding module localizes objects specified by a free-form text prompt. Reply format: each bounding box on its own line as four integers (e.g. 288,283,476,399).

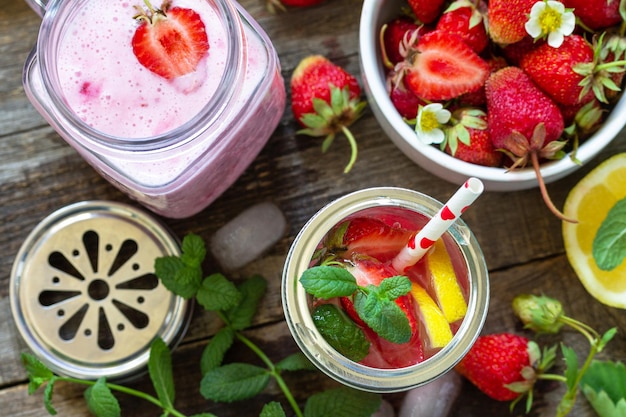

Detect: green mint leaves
300,265,413,348
312,304,370,362
593,197,626,271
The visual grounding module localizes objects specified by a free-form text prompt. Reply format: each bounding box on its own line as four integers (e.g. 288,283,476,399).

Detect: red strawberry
458,55,508,106
501,36,543,66
407,0,446,24
132,0,209,80
399,30,490,101
290,55,366,173
520,34,595,106
436,0,489,54
381,16,422,67
486,67,574,222
444,108,503,167
344,256,423,368
326,217,413,263
455,333,542,401
389,80,425,119
562,0,621,30
487,0,536,45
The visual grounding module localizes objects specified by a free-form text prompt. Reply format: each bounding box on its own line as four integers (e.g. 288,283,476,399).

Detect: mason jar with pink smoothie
23,0,286,218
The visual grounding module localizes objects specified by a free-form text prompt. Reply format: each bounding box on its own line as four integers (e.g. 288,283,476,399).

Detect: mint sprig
312,304,370,362
300,265,413,345
23,233,381,417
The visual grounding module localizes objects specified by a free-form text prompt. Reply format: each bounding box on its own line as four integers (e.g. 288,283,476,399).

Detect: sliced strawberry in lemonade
327,217,413,262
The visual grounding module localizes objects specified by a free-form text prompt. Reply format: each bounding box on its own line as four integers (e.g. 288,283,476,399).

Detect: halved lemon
410,283,453,348
427,239,468,323
563,153,626,309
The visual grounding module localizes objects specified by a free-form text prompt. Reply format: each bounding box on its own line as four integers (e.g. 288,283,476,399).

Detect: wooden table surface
1,0,625,416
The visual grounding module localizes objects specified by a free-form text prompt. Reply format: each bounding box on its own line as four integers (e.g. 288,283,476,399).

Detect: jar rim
36,0,243,151
281,187,490,393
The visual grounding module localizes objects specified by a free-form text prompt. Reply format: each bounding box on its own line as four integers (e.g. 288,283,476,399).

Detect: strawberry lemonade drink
23,0,286,218
282,187,489,392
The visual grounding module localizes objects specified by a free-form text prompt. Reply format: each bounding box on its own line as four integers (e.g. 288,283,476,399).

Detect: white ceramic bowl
358,0,626,191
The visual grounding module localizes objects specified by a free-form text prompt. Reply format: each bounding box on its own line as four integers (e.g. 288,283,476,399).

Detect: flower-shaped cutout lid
10,201,192,381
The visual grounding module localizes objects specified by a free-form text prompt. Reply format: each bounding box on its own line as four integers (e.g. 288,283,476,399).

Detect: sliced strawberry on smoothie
132,0,210,80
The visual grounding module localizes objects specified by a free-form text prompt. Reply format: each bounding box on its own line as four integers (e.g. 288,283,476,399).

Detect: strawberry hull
282,187,489,392
23,0,286,218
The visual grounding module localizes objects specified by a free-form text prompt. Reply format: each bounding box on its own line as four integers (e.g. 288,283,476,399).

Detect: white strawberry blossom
525,0,575,48
414,103,451,145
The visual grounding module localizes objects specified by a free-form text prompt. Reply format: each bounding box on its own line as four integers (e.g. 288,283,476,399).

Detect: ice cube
209,202,287,271
398,371,461,417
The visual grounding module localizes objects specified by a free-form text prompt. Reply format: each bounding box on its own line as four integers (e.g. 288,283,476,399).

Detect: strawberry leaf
561,343,580,391
580,361,626,417
312,304,370,362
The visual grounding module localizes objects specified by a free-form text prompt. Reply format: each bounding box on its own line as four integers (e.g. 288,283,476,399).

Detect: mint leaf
299,266,358,299
154,256,202,299
200,363,270,402
260,401,287,417
180,233,206,268
593,197,626,271
196,273,242,311
312,304,370,362
378,276,411,300
84,377,121,417
304,387,381,417
226,274,267,330
43,376,57,415
275,352,316,372
148,337,175,410
353,288,411,344
21,352,53,394
200,326,235,374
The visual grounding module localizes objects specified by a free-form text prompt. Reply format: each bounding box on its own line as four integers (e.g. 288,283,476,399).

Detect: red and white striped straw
392,177,484,273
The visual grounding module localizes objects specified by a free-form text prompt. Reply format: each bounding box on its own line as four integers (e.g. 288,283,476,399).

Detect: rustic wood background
1,0,625,416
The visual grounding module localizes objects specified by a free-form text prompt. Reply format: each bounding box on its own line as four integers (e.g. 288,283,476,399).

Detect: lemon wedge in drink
410,283,453,348
563,153,626,309
427,239,467,323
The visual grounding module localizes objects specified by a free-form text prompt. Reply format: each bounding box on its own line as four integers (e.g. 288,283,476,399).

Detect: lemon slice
563,153,626,309
410,283,453,348
427,239,468,323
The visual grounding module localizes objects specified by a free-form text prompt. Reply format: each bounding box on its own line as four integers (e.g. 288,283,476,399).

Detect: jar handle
25,0,47,18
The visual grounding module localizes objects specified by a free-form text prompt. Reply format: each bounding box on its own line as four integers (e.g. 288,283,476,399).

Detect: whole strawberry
407,0,446,24
132,0,209,80
443,108,503,167
487,0,536,45
290,55,366,173
562,0,622,30
485,66,575,222
381,16,422,67
436,0,489,54
520,34,595,106
455,333,546,402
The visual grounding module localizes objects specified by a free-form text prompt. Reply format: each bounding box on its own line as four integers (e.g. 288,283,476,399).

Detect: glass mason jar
22,0,286,218
281,187,490,392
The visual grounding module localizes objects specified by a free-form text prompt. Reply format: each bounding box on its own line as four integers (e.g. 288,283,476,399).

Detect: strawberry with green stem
132,0,209,80
290,55,366,173
485,66,575,223
512,294,618,416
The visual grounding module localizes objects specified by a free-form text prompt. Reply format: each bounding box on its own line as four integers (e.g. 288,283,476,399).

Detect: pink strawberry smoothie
25,0,286,218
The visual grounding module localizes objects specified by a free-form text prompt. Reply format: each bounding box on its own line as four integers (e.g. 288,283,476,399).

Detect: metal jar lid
10,201,192,381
